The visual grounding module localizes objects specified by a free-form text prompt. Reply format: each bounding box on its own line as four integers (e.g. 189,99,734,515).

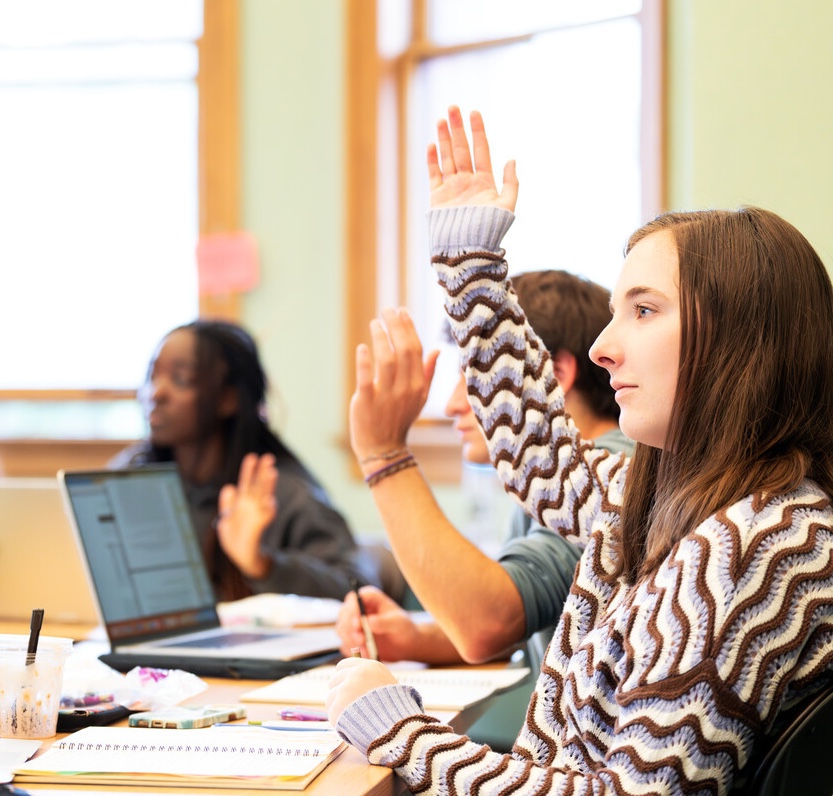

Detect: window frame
0,0,240,475
344,0,665,482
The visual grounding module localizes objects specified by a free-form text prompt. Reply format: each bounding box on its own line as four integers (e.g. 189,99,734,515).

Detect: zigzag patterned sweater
334,206,833,795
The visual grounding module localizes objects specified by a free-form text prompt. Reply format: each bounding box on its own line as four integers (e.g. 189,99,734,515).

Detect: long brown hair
617,207,833,583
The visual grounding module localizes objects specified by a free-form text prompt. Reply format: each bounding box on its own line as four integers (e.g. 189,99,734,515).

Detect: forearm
367,464,526,662
409,620,468,665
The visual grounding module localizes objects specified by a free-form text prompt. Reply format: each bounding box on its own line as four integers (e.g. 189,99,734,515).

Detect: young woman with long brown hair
325,107,833,795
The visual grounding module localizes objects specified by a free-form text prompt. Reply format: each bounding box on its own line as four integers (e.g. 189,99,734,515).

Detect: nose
444,374,470,418
141,375,167,406
589,319,619,370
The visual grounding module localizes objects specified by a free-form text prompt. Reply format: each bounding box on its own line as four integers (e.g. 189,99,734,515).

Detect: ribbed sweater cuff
428,206,515,258
334,684,424,757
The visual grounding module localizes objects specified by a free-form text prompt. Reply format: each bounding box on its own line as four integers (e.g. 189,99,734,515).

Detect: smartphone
57,702,132,731
127,704,247,729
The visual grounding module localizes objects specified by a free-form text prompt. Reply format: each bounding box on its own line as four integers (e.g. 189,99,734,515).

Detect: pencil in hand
349,579,379,661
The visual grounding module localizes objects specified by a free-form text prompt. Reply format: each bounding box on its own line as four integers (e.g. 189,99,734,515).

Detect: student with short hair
337,268,631,670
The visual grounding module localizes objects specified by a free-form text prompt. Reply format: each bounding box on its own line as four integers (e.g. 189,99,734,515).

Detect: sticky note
197,232,260,295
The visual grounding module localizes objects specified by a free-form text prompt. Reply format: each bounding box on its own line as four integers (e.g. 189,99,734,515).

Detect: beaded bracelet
359,446,410,465
364,454,417,488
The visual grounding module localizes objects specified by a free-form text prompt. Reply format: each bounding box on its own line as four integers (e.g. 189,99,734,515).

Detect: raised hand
215,452,277,578
427,105,518,212
349,307,440,468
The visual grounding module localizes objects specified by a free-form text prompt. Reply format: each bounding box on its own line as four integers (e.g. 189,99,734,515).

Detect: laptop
58,465,341,680
0,477,99,625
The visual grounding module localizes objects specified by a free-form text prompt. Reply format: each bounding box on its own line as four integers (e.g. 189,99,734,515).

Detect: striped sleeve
429,205,627,541
335,487,833,796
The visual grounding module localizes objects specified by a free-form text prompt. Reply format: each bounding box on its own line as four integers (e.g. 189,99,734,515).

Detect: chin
462,446,491,467
148,433,172,448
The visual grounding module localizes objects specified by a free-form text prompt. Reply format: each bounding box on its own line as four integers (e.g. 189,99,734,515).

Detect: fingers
237,451,258,492
363,308,428,396
253,453,278,497
354,342,373,396
427,143,443,190
435,116,455,176
469,110,493,178
447,105,473,173
217,483,236,519
380,307,423,391
357,584,394,612
335,592,364,655
326,657,379,723
368,317,396,391
236,452,278,501
427,106,518,212
434,106,491,177
501,159,519,209
435,106,473,180
423,348,441,394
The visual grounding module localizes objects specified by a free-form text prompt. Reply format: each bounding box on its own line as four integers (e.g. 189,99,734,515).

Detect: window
0,0,239,467
345,0,664,476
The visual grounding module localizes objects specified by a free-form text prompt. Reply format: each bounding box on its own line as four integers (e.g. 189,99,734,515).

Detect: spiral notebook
241,663,532,710
14,725,346,791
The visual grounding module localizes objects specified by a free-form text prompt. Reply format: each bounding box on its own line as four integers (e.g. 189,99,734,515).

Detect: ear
550,349,578,394
216,385,239,419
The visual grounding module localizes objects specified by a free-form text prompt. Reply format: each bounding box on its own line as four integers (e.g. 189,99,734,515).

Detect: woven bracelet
365,454,417,488
358,446,409,465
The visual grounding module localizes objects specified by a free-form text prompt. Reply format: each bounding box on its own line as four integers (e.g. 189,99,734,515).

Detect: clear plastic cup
0,634,73,738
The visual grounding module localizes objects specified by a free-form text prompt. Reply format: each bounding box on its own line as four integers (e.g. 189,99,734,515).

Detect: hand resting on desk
325,657,398,725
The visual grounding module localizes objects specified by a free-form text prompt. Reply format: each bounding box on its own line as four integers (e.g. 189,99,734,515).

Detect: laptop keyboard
160,631,285,649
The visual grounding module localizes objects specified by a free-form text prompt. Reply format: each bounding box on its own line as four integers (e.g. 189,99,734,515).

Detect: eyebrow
608,285,672,314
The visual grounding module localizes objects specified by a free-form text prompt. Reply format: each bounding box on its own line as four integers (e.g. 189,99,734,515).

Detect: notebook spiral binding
59,741,322,756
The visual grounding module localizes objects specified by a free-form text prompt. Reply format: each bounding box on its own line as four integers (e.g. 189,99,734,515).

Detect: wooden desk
1,620,497,796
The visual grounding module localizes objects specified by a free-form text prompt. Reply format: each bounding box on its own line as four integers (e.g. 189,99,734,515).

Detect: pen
350,578,379,661
26,608,44,666
214,722,329,732
278,708,328,721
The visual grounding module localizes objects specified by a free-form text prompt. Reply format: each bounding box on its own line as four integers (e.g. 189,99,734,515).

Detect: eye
635,303,654,319
170,367,198,388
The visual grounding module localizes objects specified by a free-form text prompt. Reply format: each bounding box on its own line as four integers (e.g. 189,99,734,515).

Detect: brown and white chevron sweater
334,206,833,795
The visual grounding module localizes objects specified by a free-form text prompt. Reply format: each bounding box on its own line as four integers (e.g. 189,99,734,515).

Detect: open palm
427,106,518,212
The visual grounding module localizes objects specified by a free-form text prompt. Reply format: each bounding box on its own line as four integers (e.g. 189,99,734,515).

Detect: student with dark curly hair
113,320,389,602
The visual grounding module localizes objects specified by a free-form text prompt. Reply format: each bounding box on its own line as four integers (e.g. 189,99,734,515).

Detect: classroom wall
238,0,833,539
666,0,833,266
239,0,388,537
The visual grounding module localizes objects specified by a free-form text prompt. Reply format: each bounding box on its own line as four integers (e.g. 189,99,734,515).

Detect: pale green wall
239,0,393,536
667,0,833,265
239,0,833,538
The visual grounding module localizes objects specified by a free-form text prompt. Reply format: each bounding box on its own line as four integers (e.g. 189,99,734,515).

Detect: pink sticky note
197,232,260,295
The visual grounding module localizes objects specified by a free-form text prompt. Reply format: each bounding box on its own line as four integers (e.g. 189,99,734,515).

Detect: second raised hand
426,105,518,213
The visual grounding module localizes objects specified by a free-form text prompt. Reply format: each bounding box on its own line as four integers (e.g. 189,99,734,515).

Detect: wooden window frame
0,0,240,476
344,0,665,483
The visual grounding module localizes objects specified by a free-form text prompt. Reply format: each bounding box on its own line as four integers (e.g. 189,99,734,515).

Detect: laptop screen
61,466,219,642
